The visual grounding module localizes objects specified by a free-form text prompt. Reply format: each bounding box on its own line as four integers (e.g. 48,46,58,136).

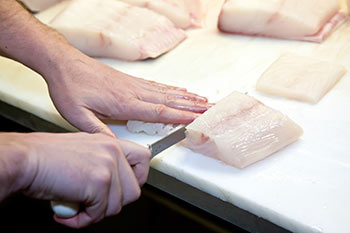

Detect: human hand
16,132,150,228
1,0,211,138
43,50,210,137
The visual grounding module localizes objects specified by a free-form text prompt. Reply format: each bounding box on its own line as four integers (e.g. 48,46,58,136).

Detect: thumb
65,107,116,138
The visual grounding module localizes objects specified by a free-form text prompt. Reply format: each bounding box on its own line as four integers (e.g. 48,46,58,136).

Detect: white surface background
0,1,349,232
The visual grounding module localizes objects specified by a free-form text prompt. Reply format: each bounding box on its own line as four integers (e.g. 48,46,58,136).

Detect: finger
53,185,109,228
118,139,151,186
140,92,211,113
143,83,208,102
127,100,200,124
65,107,115,138
116,154,141,206
105,153,123,217
54,212,93,229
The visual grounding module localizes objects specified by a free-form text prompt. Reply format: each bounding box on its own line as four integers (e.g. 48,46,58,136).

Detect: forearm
0,0,78,82
0,133,33,202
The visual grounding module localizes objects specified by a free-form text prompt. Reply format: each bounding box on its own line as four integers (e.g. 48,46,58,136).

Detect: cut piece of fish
256,53,347,103
49,0,186,61
21,0,63,11
119,0,203,29
182,91,303,169
127,120,183,136
338,0,350,15
218,0,347,43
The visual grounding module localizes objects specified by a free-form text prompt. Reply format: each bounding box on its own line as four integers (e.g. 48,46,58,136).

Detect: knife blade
148,125,187,158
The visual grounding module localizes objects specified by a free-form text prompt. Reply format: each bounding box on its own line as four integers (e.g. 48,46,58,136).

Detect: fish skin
49,0,186,61
182,91,303,169
218,0,345,42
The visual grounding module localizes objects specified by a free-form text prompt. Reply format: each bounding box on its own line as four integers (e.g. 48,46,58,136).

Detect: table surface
1,1,350,232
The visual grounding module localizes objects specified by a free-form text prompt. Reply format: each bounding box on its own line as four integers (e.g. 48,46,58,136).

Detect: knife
51,125,187,218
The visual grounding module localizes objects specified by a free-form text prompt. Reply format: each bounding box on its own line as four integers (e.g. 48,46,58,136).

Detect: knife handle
50,201,79,218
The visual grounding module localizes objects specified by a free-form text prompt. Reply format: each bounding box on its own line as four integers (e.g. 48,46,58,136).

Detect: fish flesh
119,0,203,29
182,91,303,169
49,0,186,60
338,0,350,15
127,120,183,136
21,0,63,11
256,53,347,103
218,0,347,42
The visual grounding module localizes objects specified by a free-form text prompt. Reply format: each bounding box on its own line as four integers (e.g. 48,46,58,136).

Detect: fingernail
196,96,208,102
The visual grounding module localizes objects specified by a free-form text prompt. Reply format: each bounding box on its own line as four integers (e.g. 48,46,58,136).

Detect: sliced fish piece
218,0,346,43
182,91,303,169
127,120,183,136
49,0,186,60
256,53,347,103
120,0,203,29
338,0,350,15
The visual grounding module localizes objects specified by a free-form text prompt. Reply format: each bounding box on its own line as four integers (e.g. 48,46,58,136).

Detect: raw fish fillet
127,120,183,136
256,53,347,103
21,0,63,11
339,0,350,15
49,0,186,60
182,91,303,169
120,0,203,29
218,0,347,43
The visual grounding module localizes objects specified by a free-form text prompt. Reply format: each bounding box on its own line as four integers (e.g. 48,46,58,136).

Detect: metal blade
148,126,187,158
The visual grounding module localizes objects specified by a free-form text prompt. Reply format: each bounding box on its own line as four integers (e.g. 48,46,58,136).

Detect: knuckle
154,104,168,116
134,187,141,200
102,140,123,157
92,169,112,187
110,204,122,216
102,155,116,168
164,95,175,105
88,123,107,135
157,86,167,94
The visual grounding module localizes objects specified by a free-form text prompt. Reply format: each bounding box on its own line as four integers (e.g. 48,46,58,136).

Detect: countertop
1,1,350,232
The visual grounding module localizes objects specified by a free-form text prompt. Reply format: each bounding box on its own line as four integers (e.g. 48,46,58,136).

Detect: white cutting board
1,2,350,232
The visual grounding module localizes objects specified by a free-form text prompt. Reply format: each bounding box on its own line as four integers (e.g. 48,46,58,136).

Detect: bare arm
0,0,69,76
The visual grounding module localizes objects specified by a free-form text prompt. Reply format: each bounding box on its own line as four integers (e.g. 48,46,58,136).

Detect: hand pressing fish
128,91,303,169
49,0,186,60
218,0,347,42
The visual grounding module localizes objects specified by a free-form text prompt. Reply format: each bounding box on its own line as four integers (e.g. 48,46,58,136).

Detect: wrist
0,133,37,200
